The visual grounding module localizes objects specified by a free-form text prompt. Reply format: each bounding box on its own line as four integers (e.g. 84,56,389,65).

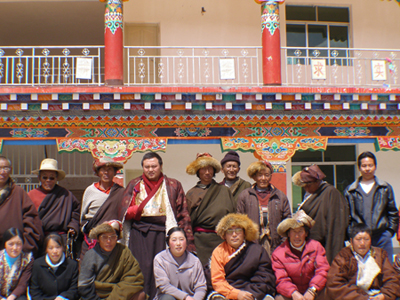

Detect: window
291,145,356,212
286,5,350,66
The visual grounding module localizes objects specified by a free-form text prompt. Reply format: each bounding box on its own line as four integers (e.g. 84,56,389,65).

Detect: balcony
0,45,398,88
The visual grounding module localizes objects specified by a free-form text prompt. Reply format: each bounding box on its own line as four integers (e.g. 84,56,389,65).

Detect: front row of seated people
1,212,400,300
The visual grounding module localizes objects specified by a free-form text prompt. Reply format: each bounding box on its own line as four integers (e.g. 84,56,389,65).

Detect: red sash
128,173,164,221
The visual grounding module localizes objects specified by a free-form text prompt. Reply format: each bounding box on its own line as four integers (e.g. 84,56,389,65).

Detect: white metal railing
282,47,399,88
0,46,104,86
0,45,399,87
125,46,261,86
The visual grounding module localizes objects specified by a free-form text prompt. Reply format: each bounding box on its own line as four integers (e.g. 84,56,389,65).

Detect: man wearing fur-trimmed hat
237,160,291,256
208,213,275,300
292,164,349,264
220,151,251,203
186,153,236,266
80,157,125,259
122,152,193,300
29,158,80,251
79,220,146,300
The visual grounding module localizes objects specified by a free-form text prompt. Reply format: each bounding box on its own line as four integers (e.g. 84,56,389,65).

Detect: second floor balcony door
124,23,160,85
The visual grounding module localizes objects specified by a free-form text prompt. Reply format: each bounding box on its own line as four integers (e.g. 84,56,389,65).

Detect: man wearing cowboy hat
292,164,349,264
186,153,236,266
122,152,193,300
29,158,80,246
80,157,125,259
0,156,43,257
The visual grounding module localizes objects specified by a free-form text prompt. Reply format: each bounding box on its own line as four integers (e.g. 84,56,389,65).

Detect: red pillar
255,0,284,85
100,0,128,85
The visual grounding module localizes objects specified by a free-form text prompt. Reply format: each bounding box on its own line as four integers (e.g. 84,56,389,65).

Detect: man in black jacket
344,151,399,261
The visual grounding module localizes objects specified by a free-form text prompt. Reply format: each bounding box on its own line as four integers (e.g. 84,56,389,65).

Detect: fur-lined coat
326,246,400,300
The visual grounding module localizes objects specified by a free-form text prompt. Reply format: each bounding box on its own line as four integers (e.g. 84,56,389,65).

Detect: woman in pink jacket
271,210,330,300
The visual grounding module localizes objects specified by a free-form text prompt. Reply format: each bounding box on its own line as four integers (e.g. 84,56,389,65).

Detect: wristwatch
309,286,317,293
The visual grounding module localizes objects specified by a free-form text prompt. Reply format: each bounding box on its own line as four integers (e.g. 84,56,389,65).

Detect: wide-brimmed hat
186,153,221,175
92,157,123,173
247,160,274,179
89,220,123,240
277,210,315,237
292,164,326,187
32,158,66,181
216,213,259,242
221,150,241,167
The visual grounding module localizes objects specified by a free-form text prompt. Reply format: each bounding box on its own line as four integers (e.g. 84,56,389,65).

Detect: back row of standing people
0,149,398,299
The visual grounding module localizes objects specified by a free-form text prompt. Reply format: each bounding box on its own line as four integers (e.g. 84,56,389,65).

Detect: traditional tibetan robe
298,181,349,264
0,250,33,299
186,180,235,266
0,180,43,257
209,241,276,300
80,183,125,258
220,177,251,203
122,174,193,300
78,243,144,300
29,184,80,235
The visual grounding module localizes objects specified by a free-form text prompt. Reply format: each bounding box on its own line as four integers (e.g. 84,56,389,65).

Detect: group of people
0,148,399,300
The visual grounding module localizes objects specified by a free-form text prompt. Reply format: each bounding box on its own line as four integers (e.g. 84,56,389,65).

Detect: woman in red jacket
271,210,330,300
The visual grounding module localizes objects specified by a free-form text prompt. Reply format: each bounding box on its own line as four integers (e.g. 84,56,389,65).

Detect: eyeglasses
226,228,244,235
0,166,11,172
99,234,118,242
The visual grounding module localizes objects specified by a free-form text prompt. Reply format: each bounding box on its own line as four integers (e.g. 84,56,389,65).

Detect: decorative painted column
100,0,128,85
254,0,284,85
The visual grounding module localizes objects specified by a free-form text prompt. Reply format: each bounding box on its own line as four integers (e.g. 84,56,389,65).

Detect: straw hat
186,153,221,175
277,210,315,237
32,158,66,181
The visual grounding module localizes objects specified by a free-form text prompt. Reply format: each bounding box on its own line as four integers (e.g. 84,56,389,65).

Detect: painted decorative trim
261,2,281,35
104,0,123,35
56,138,167,162
375,137,400,151
220,137,328,162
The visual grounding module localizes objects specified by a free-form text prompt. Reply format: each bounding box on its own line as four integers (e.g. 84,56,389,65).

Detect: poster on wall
76,58,93,80
311,59,326,80
219,58,236,80
371,60,387,81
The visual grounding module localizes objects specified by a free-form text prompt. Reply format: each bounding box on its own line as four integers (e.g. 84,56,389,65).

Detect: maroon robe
0,182,43,257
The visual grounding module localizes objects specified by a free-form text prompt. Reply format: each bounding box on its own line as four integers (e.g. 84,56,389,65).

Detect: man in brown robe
0,156,43,257
186,153,236,266
122,152,193,300
292,164,349,264
80,157,125,259
28,158,80,249
219,150,251,203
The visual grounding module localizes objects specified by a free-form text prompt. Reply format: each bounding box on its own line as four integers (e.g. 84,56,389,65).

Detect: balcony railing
0,45,398,88
0,46,103,86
